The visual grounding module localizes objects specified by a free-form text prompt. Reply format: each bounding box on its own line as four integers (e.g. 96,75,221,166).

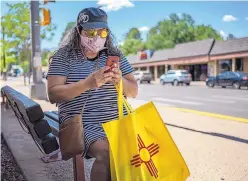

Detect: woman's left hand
111,67,122,85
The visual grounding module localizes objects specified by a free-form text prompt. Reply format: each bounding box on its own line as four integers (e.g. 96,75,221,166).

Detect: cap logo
79,13,89,23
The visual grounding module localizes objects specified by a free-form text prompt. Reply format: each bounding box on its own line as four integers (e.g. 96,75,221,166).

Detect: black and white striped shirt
47,46,134,125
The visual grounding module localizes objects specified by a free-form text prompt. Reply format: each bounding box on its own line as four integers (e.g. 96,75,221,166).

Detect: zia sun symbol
130,134,160,178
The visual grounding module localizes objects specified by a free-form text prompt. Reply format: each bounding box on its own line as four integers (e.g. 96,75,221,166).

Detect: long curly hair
49,25,121,64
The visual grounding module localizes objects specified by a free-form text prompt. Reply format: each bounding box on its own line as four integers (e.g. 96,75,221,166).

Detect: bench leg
73,155,86,181
1,92,9,109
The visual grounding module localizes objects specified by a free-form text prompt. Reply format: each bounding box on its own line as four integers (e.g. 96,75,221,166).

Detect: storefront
129,37,248,81
157,65,165,79
178,64,208,81
218,60,232,72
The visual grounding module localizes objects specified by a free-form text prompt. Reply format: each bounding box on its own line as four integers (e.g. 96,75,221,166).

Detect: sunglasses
82,28,109,38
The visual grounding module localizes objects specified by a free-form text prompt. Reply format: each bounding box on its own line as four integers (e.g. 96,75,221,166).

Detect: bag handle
115,79,133,119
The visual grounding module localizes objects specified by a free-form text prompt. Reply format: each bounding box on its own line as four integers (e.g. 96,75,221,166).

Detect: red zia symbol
130,134,160,178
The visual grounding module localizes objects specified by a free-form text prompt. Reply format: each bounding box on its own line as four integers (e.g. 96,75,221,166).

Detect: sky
1,0,248,50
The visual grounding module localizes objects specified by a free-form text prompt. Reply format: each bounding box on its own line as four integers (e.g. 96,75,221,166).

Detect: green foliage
194,24,222,40
120,39,145,55
227,33,235,40
41,48,53,66
60,21,75,41
126,28,142,40
119,28,144,55
121,13,224,56
1,2,57,71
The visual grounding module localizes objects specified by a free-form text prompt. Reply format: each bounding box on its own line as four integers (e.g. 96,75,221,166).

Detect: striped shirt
47,46,134,158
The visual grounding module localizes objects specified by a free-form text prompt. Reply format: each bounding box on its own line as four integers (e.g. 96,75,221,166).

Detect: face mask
80,34,106,53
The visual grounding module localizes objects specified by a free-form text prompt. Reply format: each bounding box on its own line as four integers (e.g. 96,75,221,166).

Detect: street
4,76,248,119
135,83,248,119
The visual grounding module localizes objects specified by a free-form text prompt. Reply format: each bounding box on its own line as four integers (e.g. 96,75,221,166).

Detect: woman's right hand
85,66,114,89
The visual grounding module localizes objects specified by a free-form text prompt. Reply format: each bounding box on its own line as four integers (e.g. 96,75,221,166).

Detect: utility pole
2,27,7,81
30,0,47,100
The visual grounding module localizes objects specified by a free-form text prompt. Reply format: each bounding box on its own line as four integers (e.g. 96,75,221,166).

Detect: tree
227,33,235,40
194,25,223,40
120,39,145,55
181,13,195,26
0,2,57,73
60,21,75,41
126,28,142,40
146,33,175,50
169,13,180,24
41,49,53,66
143,13,223,53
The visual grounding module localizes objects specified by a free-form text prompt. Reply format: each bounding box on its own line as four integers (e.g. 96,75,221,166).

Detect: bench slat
1,86,59,154
44,111,59,123
2,86,44,123
2,86,87,181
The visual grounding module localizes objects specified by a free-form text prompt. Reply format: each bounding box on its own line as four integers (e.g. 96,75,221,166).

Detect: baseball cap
77,7,108,30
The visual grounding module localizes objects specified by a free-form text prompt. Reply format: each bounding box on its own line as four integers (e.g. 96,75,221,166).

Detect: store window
218,60,232,72
200,64,208,81
140,67,147,71
157,65,165,78
236,58,244,71
149,66,155,80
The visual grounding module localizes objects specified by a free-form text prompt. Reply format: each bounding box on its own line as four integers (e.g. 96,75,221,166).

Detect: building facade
127,37,248,81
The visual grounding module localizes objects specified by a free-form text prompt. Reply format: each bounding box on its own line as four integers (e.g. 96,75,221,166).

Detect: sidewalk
1,79,248,181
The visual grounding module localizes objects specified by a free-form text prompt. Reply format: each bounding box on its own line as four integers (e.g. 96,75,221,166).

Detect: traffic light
40,8,50,26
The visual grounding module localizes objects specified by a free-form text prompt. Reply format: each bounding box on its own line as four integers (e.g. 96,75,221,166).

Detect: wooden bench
1,85,89,181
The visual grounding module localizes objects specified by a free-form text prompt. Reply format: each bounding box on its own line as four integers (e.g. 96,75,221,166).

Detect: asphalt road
135,83,248,119
4,76,248,118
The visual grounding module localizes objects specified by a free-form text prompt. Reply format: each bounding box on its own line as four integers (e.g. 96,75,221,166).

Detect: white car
160,70,192,86
133,71,153,84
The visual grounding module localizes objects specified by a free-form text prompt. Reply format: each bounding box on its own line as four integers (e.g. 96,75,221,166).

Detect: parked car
206,71,248,89
7,65,23,77
133,71,153,84
160,70,192,86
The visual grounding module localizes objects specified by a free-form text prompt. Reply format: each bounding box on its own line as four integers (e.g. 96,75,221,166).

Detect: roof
169,38,215,59
126,49,172,64
210,37,248,55
126,54,139,64
150,49,172,61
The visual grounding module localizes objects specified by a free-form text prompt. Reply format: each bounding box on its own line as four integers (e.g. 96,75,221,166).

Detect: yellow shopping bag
102,80,190,181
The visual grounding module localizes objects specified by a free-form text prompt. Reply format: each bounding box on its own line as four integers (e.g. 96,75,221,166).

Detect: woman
47,7,138,181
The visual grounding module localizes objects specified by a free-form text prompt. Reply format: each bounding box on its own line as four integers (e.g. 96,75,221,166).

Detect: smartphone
105,56,120,72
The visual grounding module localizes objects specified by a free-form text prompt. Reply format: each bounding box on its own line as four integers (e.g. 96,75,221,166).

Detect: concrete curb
1,132,29,181
1,108,74,181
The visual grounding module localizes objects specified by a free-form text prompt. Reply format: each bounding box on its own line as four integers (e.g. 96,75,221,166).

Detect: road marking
128,98,248,123
163,106,248,123
153,97,202,105
184,96,236,104
212,95,248,101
